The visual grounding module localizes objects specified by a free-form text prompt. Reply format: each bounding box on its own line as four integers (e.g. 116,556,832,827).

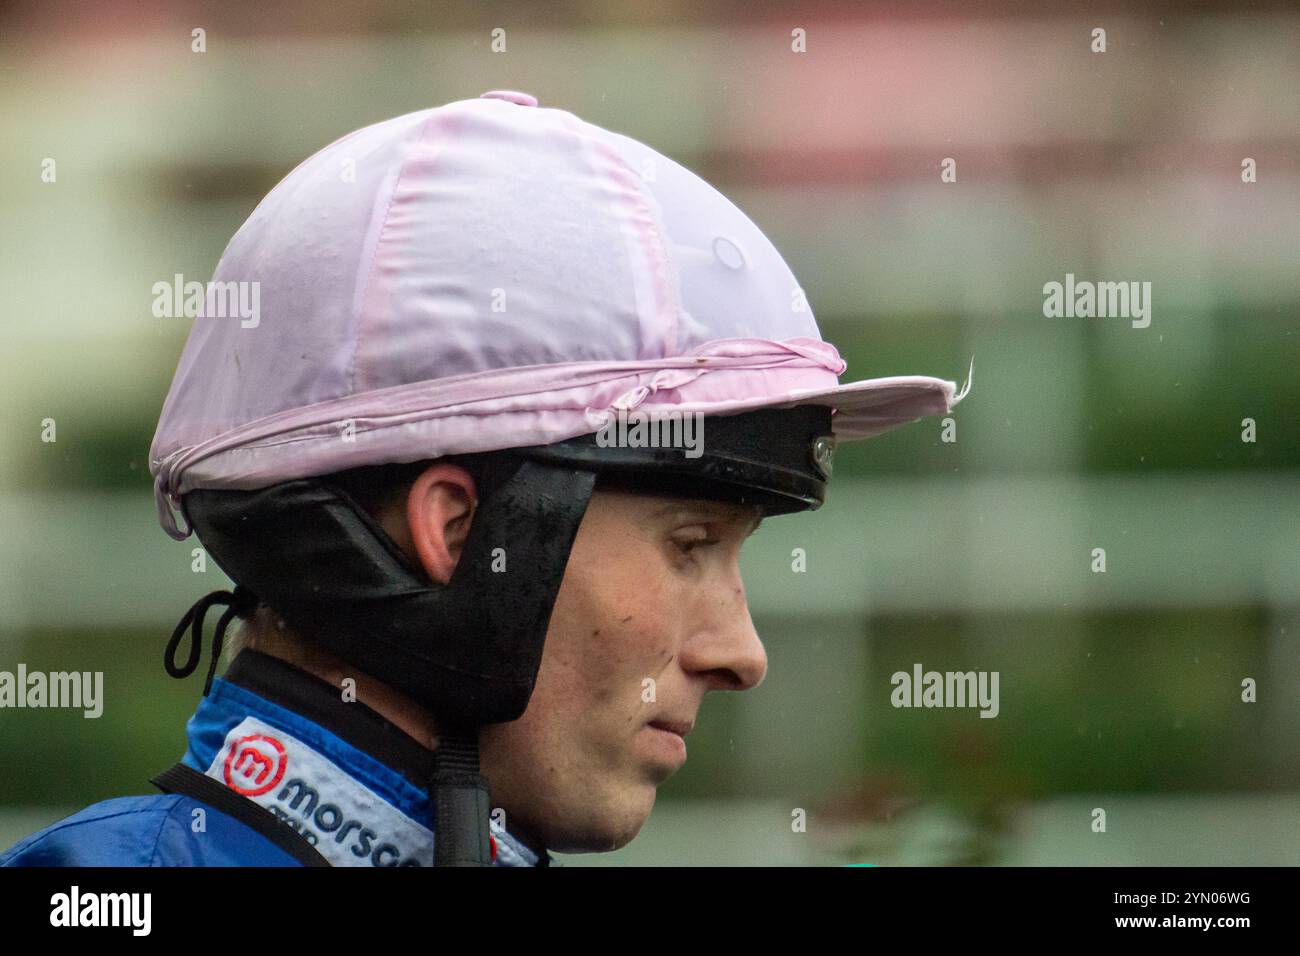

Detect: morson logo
207,717,436,866
272,778,422,867
223,733,288,796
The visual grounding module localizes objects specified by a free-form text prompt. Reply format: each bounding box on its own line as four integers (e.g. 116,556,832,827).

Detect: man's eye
673,536,719,555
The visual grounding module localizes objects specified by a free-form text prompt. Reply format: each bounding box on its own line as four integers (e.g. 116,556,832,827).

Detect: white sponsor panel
205,716,435,867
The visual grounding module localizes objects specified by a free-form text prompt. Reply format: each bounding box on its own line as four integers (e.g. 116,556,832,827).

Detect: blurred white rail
0,472,1295,631
741,471,1300,616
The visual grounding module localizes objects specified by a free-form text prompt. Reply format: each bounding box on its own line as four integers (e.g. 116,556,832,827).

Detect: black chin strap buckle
432,730,494,866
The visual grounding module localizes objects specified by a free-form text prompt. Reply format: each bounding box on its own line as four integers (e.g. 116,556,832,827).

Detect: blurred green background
1,1,1297,865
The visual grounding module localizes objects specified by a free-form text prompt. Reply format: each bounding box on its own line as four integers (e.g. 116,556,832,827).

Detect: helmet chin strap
432,729,494,866
181,461,597,728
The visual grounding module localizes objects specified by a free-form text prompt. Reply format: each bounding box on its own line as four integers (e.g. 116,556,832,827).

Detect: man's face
478,487,768,854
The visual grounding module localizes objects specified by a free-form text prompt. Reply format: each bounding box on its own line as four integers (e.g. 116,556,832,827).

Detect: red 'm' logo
223,733,288,796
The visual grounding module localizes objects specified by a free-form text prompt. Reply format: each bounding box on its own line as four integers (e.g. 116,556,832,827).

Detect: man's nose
679,582,768,692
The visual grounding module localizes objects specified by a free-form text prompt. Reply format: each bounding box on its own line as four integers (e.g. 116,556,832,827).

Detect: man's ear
405,463,478,585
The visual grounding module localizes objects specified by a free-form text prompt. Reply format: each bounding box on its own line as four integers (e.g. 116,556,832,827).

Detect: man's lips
648,719,694,738
644,718,691,769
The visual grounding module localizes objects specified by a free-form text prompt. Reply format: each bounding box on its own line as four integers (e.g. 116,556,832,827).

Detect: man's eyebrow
650,502,764,531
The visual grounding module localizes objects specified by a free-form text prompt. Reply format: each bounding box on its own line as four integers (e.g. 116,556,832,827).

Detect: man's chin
539,786,656,854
